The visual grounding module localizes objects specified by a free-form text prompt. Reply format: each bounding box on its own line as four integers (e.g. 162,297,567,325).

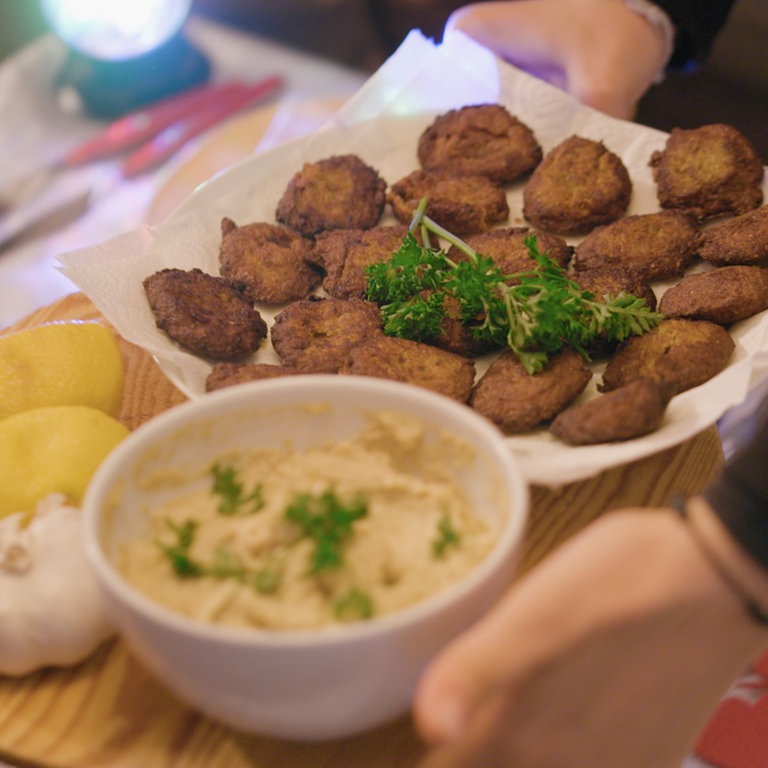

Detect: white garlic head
0,494,115,676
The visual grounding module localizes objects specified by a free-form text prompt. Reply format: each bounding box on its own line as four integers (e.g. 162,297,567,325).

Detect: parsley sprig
158,519,204,577
334,588,374,621
365,199,663,374
157,519,280,593
211,462,264,516
432,514,462,558
285,489,368,574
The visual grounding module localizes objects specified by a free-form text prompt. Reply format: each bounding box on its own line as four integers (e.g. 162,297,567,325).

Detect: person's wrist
681,496,768,626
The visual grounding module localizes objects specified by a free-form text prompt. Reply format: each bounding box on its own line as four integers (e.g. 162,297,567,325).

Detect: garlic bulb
0,494,115,676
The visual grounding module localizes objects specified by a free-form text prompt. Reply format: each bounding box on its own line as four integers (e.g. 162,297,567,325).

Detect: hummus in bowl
83,375,528,740
120,410,496,631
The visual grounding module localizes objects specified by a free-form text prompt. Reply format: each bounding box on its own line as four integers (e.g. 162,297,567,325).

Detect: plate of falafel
59,39,768,485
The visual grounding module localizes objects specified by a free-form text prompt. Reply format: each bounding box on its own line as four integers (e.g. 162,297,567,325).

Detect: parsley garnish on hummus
285,489,368,574
211,462,264,516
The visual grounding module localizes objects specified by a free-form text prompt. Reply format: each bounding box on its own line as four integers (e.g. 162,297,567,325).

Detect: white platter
59,66,768,486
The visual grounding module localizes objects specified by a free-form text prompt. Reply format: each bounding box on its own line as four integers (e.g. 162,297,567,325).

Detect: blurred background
0,0,766,157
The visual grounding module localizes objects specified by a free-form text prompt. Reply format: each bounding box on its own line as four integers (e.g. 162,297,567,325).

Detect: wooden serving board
0,292,724,768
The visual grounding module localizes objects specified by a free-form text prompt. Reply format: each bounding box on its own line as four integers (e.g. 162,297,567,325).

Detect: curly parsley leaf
365,231,448,304
379,290,446,341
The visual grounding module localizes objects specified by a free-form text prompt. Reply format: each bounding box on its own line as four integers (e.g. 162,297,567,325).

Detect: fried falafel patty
446,227,572,279
658,265,768,325
271,297,383,373
522,135,631,235
572,211,701,281
600,318,735,396
340,334,476,403
570,266,658,311
310,225,410,300
143,268,268,361
649,124,764,221
206,362,303,392
417,104,542,183
218,218,322,304
469,347,592,433
411,291,500,358
387,169,509,235
550,378,671,445
275,154,387,236
698,205,768,266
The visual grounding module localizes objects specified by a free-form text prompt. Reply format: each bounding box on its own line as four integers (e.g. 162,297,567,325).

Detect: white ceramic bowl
83,376,528,741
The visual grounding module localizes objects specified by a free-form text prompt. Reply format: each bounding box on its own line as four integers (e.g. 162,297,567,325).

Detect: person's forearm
414,506,768,768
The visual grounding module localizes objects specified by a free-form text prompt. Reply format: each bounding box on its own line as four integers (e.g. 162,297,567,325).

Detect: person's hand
413,506,768,768
445,0,671,119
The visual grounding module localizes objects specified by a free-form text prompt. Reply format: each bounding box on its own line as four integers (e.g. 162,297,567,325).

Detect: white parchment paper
58,30,768,486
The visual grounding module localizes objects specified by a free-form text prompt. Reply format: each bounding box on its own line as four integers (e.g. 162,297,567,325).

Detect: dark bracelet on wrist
670,496,768,626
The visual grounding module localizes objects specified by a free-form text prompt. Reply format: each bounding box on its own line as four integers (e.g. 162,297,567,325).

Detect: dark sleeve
653,0,738,67
703,391,768,571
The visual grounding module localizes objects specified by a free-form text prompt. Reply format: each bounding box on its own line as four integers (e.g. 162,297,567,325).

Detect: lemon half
0,405,129,518
0,320,125,420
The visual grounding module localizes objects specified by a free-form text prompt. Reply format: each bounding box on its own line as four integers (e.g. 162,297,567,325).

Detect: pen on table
0,74,283,252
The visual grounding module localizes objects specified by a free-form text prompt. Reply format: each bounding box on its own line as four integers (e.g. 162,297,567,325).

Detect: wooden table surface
0,292,724,768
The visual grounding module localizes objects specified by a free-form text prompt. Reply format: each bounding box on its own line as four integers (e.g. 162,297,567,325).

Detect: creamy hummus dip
119,411,495,630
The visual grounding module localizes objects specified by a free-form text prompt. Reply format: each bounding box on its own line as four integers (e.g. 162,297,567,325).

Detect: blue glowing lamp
42,0,210,118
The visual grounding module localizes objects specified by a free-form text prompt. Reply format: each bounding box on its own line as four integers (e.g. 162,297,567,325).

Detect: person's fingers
446,1,568,75
563,19,666,118
565,68,637,119
412,609,509,745
413,552,572,746
446,0,667,121
415,693,513,768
